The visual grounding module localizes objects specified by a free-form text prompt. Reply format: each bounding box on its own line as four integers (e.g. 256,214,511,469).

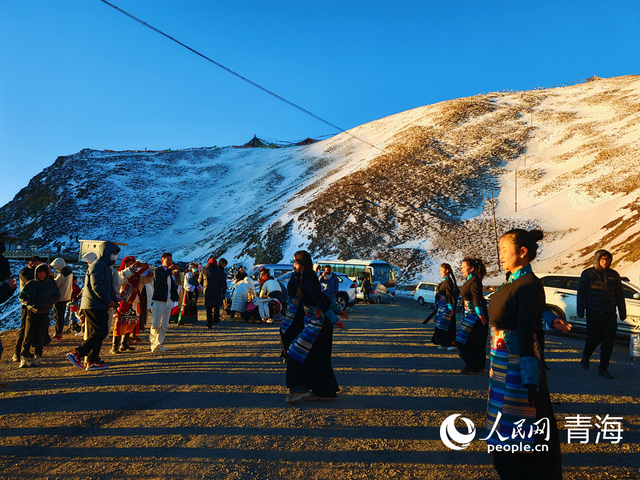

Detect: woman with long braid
285,251,347,404
456,258,489,374
431,263,459,350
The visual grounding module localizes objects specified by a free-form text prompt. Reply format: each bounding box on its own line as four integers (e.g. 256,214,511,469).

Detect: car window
274,269,291,278
419,284,427,290
278,272,292,282
540,276,564,288
563,278,580,291
623,285,639,299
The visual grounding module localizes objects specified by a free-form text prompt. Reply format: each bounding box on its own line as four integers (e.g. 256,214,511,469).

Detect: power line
98,0,387,154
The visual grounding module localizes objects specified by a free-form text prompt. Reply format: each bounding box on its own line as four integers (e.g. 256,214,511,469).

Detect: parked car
538,273,640,335
413,282,438,306
276,271,357,311
373,284,395,304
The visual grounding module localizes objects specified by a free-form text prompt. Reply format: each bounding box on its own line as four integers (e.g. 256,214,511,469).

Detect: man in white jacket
51,258,74,341
255,271,282,322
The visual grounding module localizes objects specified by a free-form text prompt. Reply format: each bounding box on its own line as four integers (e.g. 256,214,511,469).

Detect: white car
538,273,640,335
413,282,438,307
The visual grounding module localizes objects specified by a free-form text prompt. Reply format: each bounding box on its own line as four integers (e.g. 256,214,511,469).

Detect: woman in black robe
486,228,568,479
431,263,459,349
456,258,489,374
280,271,304,361
285,250,347,404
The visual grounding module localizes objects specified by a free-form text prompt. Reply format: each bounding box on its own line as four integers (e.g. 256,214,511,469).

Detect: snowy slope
1,75,639,290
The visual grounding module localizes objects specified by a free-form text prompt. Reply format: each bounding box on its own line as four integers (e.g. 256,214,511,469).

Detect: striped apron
287,306,325,363
280,298,300,335
455,300,478,345
485,326,539,448
434,297,454,332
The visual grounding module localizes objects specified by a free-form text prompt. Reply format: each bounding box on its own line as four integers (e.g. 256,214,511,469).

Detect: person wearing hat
111,256,153,353
50,257,74,341
67,242,120,371
577,249,626,379
12,256,42,362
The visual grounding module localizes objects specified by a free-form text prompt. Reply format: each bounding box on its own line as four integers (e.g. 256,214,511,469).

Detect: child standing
18,264,61,367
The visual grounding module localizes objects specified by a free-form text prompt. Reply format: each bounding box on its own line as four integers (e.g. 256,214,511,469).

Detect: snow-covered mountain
2,74,639,283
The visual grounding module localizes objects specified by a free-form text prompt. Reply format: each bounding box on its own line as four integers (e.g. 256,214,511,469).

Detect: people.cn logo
440,414,477,450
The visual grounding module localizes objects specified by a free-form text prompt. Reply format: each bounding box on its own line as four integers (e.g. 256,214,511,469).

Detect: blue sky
1,0,638,207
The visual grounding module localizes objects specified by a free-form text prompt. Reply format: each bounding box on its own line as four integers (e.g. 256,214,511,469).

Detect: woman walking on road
456,258,489,374
486,228,562,479
285,251,348,404
431,263,459,350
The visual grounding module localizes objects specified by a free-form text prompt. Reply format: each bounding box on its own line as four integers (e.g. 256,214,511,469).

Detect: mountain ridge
2,74,639,283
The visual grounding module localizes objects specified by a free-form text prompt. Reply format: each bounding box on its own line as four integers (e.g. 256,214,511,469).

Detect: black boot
120,333,135,351
110,336,121,355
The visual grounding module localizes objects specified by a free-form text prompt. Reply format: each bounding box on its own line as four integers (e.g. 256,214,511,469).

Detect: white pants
150,301,172,350
253,298,271,319
108,308,114,337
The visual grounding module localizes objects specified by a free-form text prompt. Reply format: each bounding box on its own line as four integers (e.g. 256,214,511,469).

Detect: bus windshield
371,264,396,288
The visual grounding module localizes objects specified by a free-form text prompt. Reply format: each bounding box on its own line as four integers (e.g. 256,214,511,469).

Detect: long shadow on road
0,297,638,479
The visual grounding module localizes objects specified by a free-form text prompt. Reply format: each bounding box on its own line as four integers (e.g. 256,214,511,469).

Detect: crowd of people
0,230,631,480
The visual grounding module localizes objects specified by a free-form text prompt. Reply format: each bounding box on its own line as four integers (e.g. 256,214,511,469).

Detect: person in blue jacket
319,265,339,304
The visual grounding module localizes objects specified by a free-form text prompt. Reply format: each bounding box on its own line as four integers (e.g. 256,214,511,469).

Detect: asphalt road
0,297,638,479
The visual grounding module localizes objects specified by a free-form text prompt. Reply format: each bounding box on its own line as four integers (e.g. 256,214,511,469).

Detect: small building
78,240,128,262
0,233,20,252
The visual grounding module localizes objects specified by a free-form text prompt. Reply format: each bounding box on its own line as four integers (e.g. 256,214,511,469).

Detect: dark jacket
438,276,458,307
489,272,545,348
300,271,333,313
0,252,10,283
0,250,15,304
199,265,227,308
460,274,488,317
152,266,179,303
20,265,37,290
80,242,119,310
19,264,61,314
0,282,16,304
577,250,626,319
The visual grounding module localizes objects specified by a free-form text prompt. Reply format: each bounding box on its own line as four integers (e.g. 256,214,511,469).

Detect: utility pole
490,189,500,273
515,169,518,212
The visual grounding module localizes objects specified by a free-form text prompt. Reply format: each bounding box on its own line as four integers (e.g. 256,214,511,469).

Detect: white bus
315,259,399,293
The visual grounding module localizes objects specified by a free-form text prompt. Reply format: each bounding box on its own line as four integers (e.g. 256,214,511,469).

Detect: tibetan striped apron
485,326,539,448
434,297,454,332
287,306,325,363
280,298,300,335
455,300,478,345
